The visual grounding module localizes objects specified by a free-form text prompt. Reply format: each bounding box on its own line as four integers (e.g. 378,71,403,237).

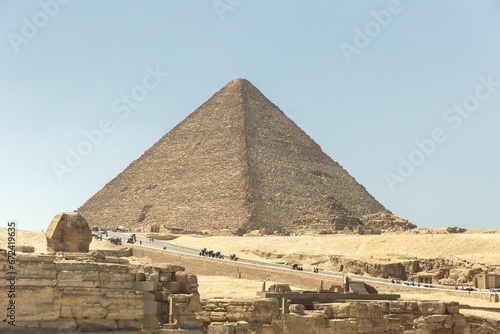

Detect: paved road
104,231,493,296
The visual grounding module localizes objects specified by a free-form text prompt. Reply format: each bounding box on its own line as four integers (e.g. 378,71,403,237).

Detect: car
490,288,500,293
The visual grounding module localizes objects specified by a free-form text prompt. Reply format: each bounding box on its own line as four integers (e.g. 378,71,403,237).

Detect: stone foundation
198,300,470,334
0,250,202,333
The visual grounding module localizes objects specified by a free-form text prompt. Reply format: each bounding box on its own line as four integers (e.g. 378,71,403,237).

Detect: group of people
199,248,226,259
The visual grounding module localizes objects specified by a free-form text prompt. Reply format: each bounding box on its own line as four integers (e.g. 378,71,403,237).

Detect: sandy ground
197,276,301,300
2,229,499,321
168,233,500,266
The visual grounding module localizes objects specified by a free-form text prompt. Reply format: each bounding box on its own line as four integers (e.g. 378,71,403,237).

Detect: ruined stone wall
198,298,279,332
313,301,467,334
0,251,202,333
0,252,144,332
197,300,469,334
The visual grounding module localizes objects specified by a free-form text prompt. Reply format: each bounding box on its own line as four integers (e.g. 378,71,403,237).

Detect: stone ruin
199,298,470,334
0,247,488,333
0,245,487,334
45,212,92,252
0,250,203,333
0,212,492,333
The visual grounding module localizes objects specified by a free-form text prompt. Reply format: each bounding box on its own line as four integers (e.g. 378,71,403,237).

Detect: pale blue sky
1,1,499,231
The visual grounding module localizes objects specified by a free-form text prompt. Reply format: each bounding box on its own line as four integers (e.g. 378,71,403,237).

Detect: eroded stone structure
199,299,469,334
45,212,92,252
0,250,202,333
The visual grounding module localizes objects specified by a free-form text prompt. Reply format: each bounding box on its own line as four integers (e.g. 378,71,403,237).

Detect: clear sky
1,1,499,231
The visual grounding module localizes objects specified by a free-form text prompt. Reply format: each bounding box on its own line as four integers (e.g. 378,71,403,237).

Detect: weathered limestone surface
198,300,471,334
285,301,469,334
45,212,92,252
0,250,203,332
199,298,280,324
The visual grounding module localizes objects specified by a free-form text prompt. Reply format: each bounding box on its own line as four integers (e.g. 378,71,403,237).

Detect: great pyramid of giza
78,79,388,232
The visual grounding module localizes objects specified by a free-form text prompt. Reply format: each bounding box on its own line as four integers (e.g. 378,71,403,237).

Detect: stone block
144,290,163,301
372,317,390,332
143,314,163,329
117,319,144,330
328,303,350,318
160,272,173,282
187,293,201,312
452,314,466,327
289,303,305,314
196,310,211,323
15,245,35,253
159,264,185,273
57,266,100,288
76,318,118,331
13,257,58,287
165,281,180,293
134,280,158,292
162,301,170,314
106,290,144,320
98,264,134,289
210,311,227,322
15,287,61,321
329,318,348,330
149,272,160,282
158,330,204,334
145,301,162,315
356,318,374,333
136,272,146,281
385,315,402,330
60,288,109,318
446,302,460,314
0,320,40,332
177,314,203,330
39,318,77,332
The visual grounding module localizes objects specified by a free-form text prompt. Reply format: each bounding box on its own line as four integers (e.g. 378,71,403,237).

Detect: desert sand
168,233,500,267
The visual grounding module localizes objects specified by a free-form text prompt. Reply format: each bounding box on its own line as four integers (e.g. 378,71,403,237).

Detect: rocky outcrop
197,300,469,333
198,299,280,326
45,212,92,252
465,315,500,333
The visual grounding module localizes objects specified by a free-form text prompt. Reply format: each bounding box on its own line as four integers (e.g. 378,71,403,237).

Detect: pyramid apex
230,78,250,83
226,78,253,87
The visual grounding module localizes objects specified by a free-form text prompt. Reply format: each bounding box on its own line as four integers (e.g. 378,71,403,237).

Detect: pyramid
292,196,364,234
78,79,387,232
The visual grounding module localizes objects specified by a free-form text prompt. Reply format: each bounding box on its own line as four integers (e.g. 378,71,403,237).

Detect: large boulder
45,212,92,252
